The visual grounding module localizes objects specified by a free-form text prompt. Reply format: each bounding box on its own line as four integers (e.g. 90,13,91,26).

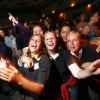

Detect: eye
67,40,70,43
45,38,48,41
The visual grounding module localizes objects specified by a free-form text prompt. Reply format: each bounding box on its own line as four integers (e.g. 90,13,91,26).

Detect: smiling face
67,32,81,54
44,31,57,54
60,26,71,43
29,35,42,55
33,26,43,35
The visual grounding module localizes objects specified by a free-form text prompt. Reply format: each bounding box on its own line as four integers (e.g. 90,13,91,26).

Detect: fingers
0,67,11,82
0,66,18,82
0,75,11,82
81,62,92,69
8,13,13,18
96,45,100,53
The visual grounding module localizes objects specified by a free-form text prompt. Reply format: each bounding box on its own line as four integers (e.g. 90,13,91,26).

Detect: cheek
67,43,70,48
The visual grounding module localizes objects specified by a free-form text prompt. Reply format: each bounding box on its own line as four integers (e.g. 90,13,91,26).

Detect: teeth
70,47,75,49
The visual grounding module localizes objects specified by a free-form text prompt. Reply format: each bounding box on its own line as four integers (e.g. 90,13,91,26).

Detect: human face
44,32,57,53
91,12,99,23
67,33,81,54
0,30,5,37
80,14,86,21
29,35,42,54
33,26,43,35
60,26,71,43
44,20,49,26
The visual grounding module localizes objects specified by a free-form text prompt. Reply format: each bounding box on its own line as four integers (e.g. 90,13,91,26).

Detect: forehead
61,26,70,31
0,30,3,32
45,32,55,37
33,26,41,30
31,35,41,39
67,33,79,39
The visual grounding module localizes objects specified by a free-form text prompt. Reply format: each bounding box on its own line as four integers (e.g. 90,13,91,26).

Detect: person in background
43,19,55,32
22,25,44,56
44,31,100,100
60,25,72,49
8,13,32,47
0,29,13,60
66,31,100,100
76,13,87,34
0,34,50,100
82,11,99,40
72,18,78,31
33,25,44,36
0,29,12,48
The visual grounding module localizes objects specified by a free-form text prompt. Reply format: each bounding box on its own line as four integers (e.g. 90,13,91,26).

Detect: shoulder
82,44,98,54
83,44,97,50
59,49,71,55
58,49,71,60
40,54,50,62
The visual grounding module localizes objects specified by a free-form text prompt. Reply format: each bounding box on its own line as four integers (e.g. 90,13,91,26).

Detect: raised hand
8,13,18,25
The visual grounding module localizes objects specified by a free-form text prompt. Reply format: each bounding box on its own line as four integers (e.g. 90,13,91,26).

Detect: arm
82,25,90,37
0,58,44,95
68,59,100,79
81,25,90,43
17,23,31,34
8,13,31,34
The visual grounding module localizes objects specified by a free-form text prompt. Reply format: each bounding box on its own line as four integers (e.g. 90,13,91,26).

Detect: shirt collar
70,48,82,59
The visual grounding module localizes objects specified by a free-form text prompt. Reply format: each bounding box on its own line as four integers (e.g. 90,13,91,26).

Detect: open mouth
48,43,54,46
31,44,37,47
70,46,75,49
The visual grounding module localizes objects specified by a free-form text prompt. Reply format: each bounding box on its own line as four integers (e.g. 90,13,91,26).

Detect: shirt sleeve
68,63,81,78
37,54,50,85
4,37,12,48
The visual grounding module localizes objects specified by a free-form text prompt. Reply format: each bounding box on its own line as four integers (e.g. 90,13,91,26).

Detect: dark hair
60,24,72,34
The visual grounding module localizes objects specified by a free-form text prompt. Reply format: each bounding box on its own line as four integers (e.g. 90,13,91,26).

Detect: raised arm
8,13,31,34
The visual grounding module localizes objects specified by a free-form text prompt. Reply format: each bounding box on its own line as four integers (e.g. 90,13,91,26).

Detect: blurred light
46,17,49,19
52,10,55,14
59,13,64,18
71,2,75,7
42,14,45,17
40,19,42,22
87,4,92,10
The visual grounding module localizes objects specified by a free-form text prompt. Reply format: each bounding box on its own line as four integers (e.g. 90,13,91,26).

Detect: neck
31,52,38,58
48,50,57,55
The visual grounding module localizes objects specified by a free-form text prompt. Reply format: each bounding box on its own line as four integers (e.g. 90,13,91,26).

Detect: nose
48,38,52,41
33,40,37,43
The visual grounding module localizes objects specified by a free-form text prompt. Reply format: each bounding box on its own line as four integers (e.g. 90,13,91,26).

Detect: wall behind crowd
0,0,100,27
0,13,39,27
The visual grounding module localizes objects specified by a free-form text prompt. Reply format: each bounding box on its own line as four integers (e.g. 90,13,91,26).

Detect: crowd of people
0,10,100,100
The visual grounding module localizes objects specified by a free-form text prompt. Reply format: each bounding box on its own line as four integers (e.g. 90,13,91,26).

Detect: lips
47,43,54,46
69,46,75,50
31,44,37,47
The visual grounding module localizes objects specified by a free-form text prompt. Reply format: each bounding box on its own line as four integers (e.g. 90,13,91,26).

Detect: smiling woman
0,34,50,100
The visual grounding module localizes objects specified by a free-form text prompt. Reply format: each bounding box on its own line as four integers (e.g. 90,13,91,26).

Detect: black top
49,49,76,84
19,54,50,100
73,44,100,94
